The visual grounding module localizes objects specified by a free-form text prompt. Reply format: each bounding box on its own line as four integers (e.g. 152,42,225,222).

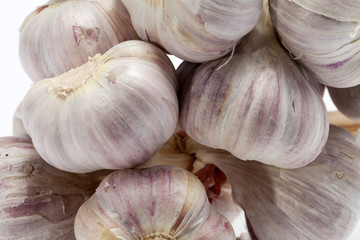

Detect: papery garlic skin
74,165,236,240
182,126,360,240
178,3,329,169
19,0,140,82
270,0,360,87
328,85,360,122
121,0,262,62
21,40,179,173
0,137,102,240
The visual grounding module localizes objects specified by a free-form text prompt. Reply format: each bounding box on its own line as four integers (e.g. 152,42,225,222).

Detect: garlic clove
19,0,140,82
21,40,179,173
121,0,262,62
74,165,236,239
178,1,329,169
0,136,104,240
186,125,360,240
269,0,360,87
12,101,30,140
328,85,360,122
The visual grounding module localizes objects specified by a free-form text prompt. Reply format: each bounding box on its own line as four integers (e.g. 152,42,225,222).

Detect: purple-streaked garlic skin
74,165,236,240
182,125,360,240
21,40,179,173
0,137,102,240
270,0,360,88
178,3,329,169
19,0,140,82
328,85,360,122
121,0,262,63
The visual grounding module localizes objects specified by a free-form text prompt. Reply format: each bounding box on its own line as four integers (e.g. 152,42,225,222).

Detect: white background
0,1,358,239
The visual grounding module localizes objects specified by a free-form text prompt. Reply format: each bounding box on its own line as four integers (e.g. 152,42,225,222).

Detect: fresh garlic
269,0,360,87
181,125,360,240
19,0,140,82
21,40,179,173
0,136,104,240
74,165,236,239
328,85,360,122
12,101,30,140
178,1,329,169
121,0,262,62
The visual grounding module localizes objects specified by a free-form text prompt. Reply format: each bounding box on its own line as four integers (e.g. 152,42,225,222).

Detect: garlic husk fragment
178,1,329,169
121,0,262,62
21,40,179,173
74,165,236,240
19,0,140,82
328,85,360,122
270,0,360,87
189,125,360,240
0,137,104,240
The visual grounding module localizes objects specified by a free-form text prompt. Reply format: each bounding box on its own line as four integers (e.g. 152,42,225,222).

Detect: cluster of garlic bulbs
0,0,359,239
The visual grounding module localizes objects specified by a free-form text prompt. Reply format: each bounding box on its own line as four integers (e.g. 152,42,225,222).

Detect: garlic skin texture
74,165,236,240
19,0,140,82
178,3,329,169
121,0,262,62
182,125,360,240
328,85,360,122
12,101,30,140
269,0,360,88
21,40,179,173
0,137,102,240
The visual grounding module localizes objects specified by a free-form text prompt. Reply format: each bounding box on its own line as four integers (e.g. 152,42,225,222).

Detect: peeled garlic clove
0,137,102,240
178,2,329,169
74,165,236,239
328,85,360,122
194,125,360,240
270,0,360,87
21,40,179,173
121,0,262,62
19,0,140,82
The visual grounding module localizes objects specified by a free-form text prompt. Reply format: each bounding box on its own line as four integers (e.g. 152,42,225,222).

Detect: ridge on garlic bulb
0,137,106,240
178,0,329,169
178,125,360,240
269,0,360,87
74,165,236,240
19,0,140,82
121,0,262,62
21,40,179,173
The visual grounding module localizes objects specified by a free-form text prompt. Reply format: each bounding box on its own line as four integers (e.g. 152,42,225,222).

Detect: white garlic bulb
74,165,236,239
178,2,329,169
121,0,262,62
19,0,140,82
12,101,30,140
328,85,360,122
21,40,179,173
0,137,103,240
179,125,360,240
269,0,360,87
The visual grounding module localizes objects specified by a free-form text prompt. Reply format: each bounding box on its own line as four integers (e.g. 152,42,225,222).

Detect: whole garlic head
121,0,262,62
21,40,179,173
0,137,102,240
178,2,329,169
74,165,236,239
19,0,140,82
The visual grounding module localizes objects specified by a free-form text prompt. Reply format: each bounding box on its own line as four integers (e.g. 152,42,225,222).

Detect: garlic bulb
182,125,360,240
21,40,179,173
19,0,140,82
269,0,360,87
328,85,360,122
178,1,329,169
121,0,262,62
12,101,30,139
74,165,236,239
0,136,103,240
